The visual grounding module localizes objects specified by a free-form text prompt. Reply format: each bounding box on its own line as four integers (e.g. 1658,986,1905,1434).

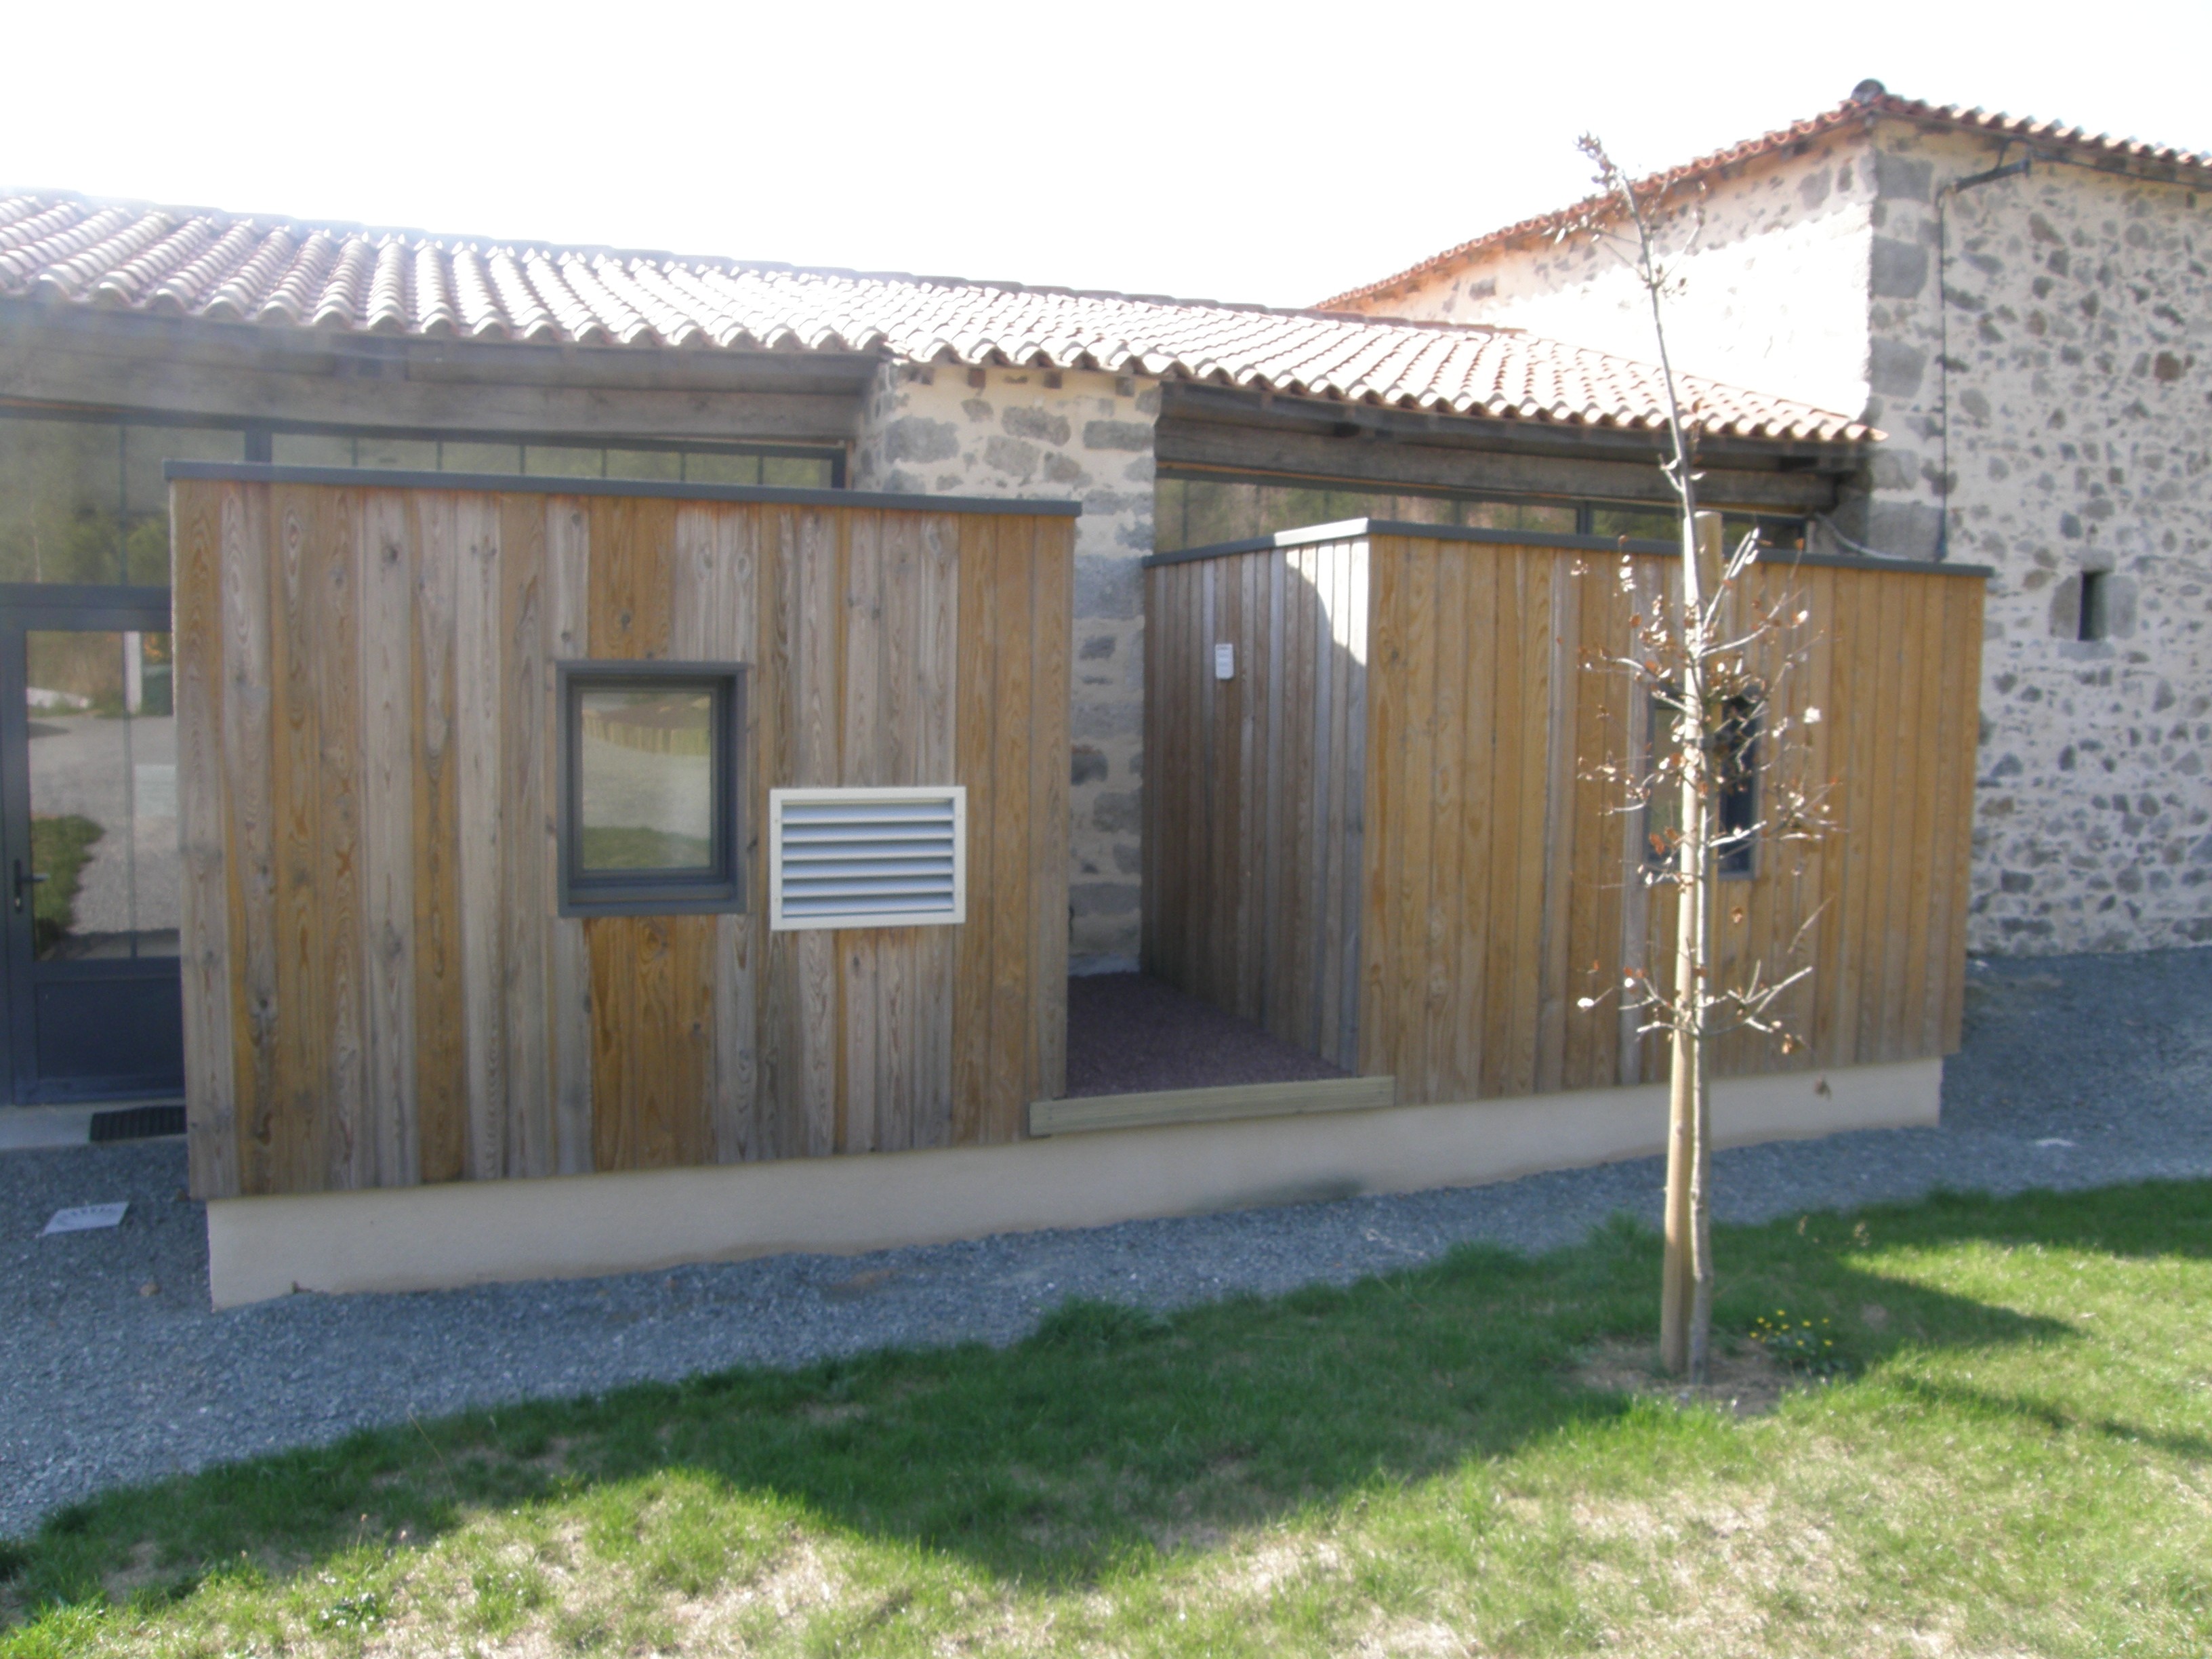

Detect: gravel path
5,947,2207,1538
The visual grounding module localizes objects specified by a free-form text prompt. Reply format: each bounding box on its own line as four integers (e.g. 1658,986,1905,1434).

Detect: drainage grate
88,1105,186,1143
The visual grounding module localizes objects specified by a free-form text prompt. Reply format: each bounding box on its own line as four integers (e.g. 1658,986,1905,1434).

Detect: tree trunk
1660,512,1722,1381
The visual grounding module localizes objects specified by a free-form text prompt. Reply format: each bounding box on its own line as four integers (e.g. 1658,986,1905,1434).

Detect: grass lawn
3,1182,2208,1657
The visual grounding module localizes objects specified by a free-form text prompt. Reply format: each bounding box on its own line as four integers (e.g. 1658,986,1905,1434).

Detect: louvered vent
769,787,966,930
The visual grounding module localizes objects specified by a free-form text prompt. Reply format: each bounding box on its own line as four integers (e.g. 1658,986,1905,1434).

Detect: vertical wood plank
1179,559,1204,996
1898,575,1947,1057
1274,553,1292,1035
1833,567,1881,1067
411,493,466,1183
634,911,673,1167
221,484,279,1195
1147,559,1171,981
1316,550,1350,1061
1507,548,1555,1096
913,515,959,1148
1356,538,1401,1078
758,508,802,1158
1534,552,1579,1092
267,485,329,1194
357,489,417,1188
1200,558,1223,1002
1802,567,1845,1067
671,916,717,1166
588,915,634,1169
1486,548,1538,1100
544,497,594,1174
795,507,840,1155
175,480,239,1200
498,494,552,1178
951,516,997,1141
875,513,919,1151
1031,517,1072,1105
838,510,884,1153
1870,573,1916,1060
1337,542,1370,1071
1562,554,1616,1089
1238,550,1257,1019
314,485,367,1192
453,493,507,1179
1422,537,1468,1103
1458,541,1504,1099
1618,558,1664,1086
691,504,760,1163
988,515,1036,1139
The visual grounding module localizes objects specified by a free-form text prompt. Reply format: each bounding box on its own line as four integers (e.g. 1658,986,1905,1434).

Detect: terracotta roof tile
0,188,1872,443
1324,85,2212,311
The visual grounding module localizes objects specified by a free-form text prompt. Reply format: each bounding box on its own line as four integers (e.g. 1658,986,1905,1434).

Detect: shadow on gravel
15,1180,2202,1618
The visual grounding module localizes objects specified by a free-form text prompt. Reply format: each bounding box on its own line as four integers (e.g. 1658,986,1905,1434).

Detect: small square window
558,662,745,915
1644,689,1761,880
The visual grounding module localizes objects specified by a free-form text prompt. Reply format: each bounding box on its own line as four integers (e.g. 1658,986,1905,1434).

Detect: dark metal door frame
0,583,178,1103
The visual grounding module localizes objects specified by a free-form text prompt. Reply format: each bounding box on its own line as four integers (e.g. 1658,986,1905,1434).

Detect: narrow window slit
2078,569,2108,642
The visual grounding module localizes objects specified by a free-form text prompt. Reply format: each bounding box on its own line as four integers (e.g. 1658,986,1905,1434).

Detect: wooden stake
1661,511,1724,1378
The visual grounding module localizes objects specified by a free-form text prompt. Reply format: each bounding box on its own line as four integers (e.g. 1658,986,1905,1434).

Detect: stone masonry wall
1864,123,2212,952
852,361,1160,968
1336,131,1879,423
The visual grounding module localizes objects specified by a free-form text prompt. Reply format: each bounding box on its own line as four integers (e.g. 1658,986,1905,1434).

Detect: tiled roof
0,190,1870,444
1323,83,2212,312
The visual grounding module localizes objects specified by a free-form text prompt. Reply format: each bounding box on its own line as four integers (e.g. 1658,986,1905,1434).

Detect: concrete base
0,1107,97,1152
205,1057,1943,1308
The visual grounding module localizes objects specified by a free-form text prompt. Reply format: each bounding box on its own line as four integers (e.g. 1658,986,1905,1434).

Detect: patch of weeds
1031,1298,1170,1349
311,1576,386,1633
1747,1309,1849,1379
39,1507,93,1542
124,1572,202,1613
470,1563,547,1635
0,1544,26,1584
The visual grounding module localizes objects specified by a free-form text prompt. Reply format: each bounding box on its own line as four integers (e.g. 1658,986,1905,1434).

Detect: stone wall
1336,131,1880,424
852,361,1160,968
1864,123,2212,952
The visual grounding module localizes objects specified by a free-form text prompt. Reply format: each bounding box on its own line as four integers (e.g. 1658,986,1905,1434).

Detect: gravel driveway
5,946,2207,1538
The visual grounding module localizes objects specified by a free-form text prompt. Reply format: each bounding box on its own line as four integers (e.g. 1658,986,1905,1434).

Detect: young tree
1568,139,1831,1383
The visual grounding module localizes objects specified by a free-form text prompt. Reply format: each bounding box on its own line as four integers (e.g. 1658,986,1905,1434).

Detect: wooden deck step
1027,1074,1396,1137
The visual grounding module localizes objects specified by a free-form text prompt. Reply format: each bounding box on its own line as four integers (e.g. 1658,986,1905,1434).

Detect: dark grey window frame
557,660,747,917
1643,687,1762,882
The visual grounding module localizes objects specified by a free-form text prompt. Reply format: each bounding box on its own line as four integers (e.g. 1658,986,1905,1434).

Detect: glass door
0,586,182,1102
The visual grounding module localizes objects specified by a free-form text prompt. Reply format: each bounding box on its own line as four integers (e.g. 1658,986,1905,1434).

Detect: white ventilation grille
768,787,966,930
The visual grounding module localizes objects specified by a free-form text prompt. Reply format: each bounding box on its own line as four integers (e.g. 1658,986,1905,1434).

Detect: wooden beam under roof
1155,417,1843,514
0,301,874,445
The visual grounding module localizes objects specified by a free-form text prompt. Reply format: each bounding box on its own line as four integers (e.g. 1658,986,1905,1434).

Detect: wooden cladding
1143,539,1369,1070
176,478,1070,1200
1146,532,1984,1106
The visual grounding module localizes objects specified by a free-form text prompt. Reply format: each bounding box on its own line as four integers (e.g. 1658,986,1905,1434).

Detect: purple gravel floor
1064,972,1347,1097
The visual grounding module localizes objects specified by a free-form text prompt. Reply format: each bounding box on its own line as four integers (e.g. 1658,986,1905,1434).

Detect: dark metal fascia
162,462,1084,516
1145,518,1992,579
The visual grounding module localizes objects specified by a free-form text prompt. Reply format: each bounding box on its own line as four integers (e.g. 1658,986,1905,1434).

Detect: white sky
7,0,2208,312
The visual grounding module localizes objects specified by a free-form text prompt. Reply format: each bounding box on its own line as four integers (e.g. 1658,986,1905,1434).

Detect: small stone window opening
2078,569,2109,642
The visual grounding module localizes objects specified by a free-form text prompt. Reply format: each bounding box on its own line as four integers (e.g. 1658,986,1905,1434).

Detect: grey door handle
13,859,47,912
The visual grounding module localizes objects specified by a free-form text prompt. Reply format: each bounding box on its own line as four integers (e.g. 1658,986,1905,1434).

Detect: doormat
89,1105,186,1143
44,1202,127,1235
